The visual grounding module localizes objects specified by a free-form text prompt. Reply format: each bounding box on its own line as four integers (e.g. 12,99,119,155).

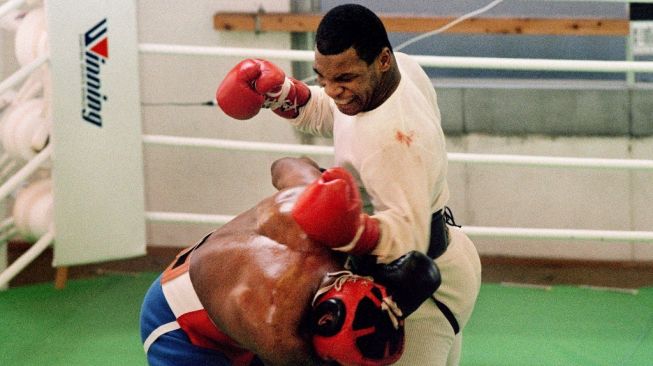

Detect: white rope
144,212,653,242
145,211,236,225
146,212,232,225
139,43,653,73
411,55,653,73
143,134,334,156
447,152,653,171
143,135,653,171
139,43,313,61
463,226,653,242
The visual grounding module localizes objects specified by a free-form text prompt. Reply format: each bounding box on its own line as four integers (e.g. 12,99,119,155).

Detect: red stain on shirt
395,130,414,147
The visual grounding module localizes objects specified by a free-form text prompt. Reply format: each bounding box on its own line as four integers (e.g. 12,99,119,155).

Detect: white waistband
161,271,205,318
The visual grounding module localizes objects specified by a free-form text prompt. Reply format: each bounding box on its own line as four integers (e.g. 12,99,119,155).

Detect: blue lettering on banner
80,18,109,127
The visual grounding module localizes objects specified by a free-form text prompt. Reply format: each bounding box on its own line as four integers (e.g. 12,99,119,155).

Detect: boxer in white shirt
216,4,481,365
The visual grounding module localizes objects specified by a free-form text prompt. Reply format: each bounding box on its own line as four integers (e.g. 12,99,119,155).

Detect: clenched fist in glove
349,251,442,318
216,59,310,120
292,167,380,255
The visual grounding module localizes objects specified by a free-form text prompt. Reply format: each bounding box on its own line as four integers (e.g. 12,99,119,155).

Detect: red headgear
310,271,405,366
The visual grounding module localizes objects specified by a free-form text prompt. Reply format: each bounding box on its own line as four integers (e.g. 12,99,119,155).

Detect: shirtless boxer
140,157,441,366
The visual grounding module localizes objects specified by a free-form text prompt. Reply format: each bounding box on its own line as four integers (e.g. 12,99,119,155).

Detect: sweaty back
189,189,344,365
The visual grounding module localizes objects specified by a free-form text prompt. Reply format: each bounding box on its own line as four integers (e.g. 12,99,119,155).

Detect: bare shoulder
188,191,341,364
271,157,321,190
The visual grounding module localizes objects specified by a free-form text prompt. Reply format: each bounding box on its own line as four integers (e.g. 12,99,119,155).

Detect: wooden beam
54,266,68,290
214,12,629,37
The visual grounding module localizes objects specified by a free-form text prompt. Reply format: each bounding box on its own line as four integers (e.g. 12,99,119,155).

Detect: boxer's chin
335,100,362,115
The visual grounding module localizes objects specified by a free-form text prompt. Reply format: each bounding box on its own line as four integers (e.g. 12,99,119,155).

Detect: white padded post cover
44,0,146,265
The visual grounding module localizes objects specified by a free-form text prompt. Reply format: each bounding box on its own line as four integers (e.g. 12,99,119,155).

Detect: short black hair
315,4,392,65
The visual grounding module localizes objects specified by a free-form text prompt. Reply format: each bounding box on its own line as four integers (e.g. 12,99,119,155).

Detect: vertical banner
45,0,146,265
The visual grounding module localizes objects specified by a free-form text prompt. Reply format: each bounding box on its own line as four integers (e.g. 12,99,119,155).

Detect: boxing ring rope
143,134,653,171
145,209,653,243
139,44,653,73
145,211,235,226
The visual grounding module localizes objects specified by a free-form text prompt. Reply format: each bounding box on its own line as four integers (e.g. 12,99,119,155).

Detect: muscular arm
190,198,342,366
271,157,322,190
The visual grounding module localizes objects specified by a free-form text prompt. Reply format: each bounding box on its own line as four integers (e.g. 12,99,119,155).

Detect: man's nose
323,81,343,99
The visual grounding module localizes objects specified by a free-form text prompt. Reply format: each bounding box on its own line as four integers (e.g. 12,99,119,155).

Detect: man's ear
377,47,393,72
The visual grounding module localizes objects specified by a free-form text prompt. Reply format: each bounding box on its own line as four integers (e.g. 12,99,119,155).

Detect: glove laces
311,270,365,306
311,270,403,330
263,78,296,111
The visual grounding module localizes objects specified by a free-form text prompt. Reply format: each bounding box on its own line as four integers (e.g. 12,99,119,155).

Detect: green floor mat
1,274,652,365
462,284,653,366
0,273,157,366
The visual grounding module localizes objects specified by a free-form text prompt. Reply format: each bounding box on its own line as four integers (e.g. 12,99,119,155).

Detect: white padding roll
12,178,53,241
0,9,24,32
0,98,49,161
14,7,47,67
0,90,17,111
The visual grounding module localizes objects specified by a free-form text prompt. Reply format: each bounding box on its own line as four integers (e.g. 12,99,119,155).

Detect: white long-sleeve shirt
289,52,449,263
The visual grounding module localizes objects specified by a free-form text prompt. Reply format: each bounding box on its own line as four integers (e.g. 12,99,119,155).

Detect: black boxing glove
348,251,442,318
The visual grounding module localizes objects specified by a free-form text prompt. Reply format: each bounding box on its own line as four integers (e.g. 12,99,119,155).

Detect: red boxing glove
216,59,310,120
292,167,380,255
